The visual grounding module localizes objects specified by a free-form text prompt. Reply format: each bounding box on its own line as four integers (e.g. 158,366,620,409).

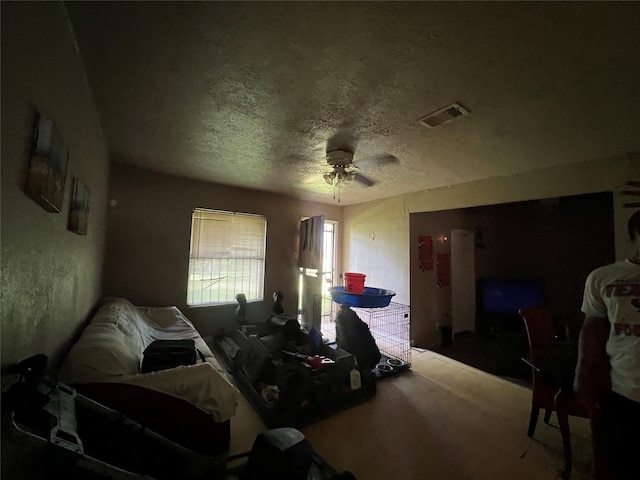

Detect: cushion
60,321,142,380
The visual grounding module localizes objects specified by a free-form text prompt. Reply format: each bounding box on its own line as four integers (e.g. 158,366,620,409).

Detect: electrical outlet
435,322,440,330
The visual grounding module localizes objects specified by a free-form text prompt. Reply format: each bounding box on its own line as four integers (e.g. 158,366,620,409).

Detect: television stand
475,314,529,377
477,313,524,337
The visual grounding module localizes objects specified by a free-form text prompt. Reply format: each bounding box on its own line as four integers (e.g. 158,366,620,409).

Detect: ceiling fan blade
354,154,399,169
353,172,375,187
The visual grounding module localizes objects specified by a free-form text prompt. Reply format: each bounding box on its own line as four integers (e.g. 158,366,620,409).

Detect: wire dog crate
352,302,411,366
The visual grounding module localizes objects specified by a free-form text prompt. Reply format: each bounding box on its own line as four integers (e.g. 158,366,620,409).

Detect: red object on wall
419,235,433,271
436,253,450,287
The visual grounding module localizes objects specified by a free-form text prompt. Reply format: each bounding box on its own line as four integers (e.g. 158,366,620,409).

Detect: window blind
187,209,266,305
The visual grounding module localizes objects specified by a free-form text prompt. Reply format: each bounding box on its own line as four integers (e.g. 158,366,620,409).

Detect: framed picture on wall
68,177,89,235
27,113,69,213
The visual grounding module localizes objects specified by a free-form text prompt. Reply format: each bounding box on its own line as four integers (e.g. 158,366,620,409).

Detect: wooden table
522,341,578,386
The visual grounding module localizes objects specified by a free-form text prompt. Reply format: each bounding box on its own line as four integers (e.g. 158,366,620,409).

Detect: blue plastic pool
328,286,396,308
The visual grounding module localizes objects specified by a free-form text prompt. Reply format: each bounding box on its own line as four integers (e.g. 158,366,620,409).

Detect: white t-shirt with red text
582,259,640,403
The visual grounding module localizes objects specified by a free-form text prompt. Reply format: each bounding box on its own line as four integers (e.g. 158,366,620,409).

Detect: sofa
58,297,239,456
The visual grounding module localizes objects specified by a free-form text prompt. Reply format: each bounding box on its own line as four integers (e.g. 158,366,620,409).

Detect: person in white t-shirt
577,210,640,480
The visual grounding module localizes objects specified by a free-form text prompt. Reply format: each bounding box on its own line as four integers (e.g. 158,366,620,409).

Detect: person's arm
576,315,611,413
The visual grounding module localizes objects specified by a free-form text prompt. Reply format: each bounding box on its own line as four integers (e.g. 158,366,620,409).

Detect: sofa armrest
72,382,230,457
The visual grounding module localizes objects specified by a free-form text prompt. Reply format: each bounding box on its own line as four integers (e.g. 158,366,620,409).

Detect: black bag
335,306,381,371
140,339,205,373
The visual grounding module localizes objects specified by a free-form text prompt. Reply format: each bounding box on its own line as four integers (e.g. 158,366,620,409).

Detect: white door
298,215,324,332
451,229,476,334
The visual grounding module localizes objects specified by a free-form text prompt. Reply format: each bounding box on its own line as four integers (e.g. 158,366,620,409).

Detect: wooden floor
229,347,595,480
432,331,533,385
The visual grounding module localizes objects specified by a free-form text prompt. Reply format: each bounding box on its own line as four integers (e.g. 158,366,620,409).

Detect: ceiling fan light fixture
323,172,336,185
319,145,383,194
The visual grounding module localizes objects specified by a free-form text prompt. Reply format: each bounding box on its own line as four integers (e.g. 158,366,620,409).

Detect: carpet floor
229,348,594,480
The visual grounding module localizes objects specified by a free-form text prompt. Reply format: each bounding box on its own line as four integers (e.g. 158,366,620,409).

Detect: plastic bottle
350,368,361,390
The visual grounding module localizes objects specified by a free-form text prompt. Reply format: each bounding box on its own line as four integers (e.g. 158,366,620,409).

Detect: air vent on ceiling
417,102,470,129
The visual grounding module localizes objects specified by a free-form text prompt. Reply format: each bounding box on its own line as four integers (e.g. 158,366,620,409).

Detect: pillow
90,301,146,350
101,296,136,308
59,322,142,382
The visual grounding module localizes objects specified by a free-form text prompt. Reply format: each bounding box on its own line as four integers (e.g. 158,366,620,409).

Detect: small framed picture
68,177,89,235
27,113,69,213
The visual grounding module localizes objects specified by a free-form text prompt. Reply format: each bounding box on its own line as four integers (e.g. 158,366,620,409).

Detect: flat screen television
477,278,545,316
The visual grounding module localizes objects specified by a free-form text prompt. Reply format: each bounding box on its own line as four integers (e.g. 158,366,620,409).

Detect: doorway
297,218,338,337
320,220,338,340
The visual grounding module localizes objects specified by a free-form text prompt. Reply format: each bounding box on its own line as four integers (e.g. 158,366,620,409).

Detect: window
187,208,266,306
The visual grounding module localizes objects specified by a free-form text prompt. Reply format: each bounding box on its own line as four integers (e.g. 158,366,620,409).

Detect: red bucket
344,272,366,294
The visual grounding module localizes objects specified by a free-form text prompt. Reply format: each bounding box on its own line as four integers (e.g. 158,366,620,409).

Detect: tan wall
103,164,342,337
342,196,410,305
409,193,614,346
403,156,639,260
1,2,110,371
343,156,639,348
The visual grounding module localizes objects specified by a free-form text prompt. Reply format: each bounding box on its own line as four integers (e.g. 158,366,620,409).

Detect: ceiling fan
323,149,369,186
319,148,399,201
300,130,399,200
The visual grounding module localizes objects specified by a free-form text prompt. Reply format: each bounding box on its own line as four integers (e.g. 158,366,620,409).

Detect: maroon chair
519,306,590,479
519,305,561,437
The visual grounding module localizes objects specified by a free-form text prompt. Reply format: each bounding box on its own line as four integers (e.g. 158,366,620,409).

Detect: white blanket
59,297,238,422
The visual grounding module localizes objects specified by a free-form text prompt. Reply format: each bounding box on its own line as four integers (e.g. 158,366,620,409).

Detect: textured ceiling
66,1,640,206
